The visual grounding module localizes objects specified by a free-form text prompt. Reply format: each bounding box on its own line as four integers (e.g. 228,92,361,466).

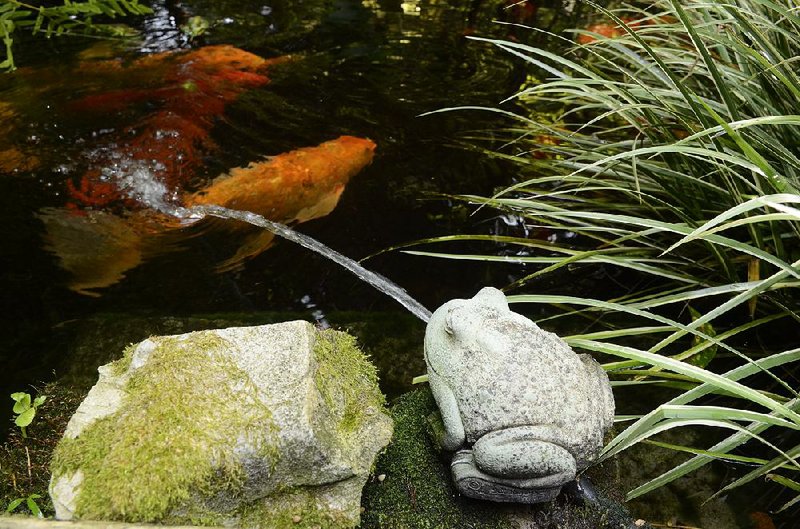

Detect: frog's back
448,317,605,452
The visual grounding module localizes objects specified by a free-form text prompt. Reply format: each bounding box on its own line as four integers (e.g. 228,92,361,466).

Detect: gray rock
424,287,614,503
49,321,393,528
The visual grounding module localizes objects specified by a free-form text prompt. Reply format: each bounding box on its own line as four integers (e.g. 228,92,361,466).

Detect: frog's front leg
428,370,466,451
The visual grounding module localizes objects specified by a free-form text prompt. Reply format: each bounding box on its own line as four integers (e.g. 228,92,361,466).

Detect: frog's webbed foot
451,450,564,503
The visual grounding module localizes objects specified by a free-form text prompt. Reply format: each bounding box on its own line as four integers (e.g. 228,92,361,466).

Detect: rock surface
49,321,392,528
424,287,615,502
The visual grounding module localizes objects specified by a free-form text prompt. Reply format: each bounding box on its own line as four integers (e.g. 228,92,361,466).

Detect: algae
50,332,279,523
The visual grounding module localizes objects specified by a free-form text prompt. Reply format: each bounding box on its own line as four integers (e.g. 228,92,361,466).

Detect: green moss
240,481,359,529
330,313,426,399
360,389,643,529
106,343,134,377
50,332,279,523
313,329,386,440
360,389,512,529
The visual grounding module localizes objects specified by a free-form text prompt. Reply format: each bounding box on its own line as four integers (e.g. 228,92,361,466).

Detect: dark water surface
1,0,540,414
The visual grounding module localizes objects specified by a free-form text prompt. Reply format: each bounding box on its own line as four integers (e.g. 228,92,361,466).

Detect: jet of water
179,204,433,323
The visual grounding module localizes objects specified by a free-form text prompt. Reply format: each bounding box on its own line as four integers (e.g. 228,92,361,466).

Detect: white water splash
178,204,433,323
101,159,193,218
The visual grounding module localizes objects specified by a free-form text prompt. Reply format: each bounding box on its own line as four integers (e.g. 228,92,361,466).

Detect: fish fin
215,230,276,273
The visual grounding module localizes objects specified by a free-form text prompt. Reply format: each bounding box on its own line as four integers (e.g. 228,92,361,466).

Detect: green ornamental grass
410,0,800,508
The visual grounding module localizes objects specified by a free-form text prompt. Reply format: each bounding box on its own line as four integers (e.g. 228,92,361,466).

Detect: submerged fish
8,45,375,294
62,44,288,211
577,16,675,45
39,136,376,295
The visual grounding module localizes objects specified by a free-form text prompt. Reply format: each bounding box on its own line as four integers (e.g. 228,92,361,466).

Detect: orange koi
39,136,376,295
64,45,288,210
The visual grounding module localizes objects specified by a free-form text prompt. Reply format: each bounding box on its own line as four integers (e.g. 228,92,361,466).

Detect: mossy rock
360,389,643,529
49,321,393,528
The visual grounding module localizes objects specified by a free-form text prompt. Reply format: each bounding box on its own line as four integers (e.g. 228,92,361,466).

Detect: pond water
1,0,548,400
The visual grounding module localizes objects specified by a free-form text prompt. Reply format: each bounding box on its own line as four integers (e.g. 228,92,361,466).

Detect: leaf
14,407,35,427
625,395,800,500
663,194,800,255
5,499,23,513
32,395,46,408
774,492,800,514
11,393,30,414
711,441,800,499
766,473,800,492
576,340,800,428
748,258,760,317
26,497,42,518
644,439,769,465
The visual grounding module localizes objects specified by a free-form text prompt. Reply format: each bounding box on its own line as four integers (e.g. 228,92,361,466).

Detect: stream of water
188,204,433,322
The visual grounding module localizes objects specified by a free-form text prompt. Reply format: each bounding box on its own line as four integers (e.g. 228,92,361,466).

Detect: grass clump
409,0,800,514
50,332,279,523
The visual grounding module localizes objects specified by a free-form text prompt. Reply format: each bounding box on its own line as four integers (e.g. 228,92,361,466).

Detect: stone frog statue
424,287,615,503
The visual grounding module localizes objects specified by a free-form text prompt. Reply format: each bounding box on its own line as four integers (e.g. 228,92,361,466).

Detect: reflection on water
139,0,186,52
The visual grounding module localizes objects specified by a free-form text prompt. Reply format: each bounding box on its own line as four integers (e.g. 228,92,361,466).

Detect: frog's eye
444,310,454,336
